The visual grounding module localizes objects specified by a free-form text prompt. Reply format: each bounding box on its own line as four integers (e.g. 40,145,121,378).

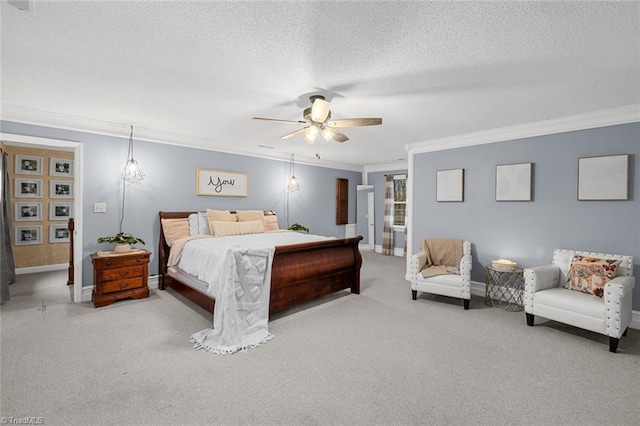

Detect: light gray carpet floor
1,251,639,425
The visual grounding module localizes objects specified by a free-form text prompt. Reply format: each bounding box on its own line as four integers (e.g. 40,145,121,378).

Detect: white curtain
1,148,16,303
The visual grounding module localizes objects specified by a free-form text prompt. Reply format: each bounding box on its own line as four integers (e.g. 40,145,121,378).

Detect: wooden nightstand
91,250,151,308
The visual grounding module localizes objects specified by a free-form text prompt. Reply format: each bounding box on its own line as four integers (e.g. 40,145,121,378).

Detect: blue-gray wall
368,169,408,251
411,122,640,309
1,121,362,288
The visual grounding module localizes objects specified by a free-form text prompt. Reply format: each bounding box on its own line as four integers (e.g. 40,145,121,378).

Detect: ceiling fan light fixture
305,125,318,144
321,126,334,142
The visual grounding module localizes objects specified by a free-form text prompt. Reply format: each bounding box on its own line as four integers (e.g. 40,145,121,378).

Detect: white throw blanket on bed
169,231,334,354
189,245,275,354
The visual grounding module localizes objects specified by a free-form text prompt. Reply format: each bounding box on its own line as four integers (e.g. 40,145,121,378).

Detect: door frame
1,133,83,302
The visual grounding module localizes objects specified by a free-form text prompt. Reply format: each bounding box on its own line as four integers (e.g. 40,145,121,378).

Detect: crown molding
406,105,640,155
363,161,408,174
0,104,364,173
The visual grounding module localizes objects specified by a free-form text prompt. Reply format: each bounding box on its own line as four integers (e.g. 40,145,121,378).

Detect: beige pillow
161,218,190,246
206,209,236,225
210,220,265,237
263,214,279,231
236,210,265,222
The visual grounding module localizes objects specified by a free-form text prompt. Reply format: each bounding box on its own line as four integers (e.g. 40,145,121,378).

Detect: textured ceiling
1,1,639,169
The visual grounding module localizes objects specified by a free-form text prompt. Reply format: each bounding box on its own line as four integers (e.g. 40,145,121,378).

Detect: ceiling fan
253,95,382,144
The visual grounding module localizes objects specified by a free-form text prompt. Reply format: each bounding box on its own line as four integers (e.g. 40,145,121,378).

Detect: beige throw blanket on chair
420,238,464,278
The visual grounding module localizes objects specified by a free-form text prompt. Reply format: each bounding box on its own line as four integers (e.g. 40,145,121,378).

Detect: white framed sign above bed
196,168,248,197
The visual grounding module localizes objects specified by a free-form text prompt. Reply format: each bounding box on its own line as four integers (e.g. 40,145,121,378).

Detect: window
393,175,406,227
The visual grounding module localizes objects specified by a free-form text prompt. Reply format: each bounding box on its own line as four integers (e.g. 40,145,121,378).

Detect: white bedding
168,231,334,354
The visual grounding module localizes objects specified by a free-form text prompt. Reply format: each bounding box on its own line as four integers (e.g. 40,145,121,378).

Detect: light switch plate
93,202,106,213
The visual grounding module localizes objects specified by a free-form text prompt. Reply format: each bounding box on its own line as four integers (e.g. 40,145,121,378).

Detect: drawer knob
118,282,129,290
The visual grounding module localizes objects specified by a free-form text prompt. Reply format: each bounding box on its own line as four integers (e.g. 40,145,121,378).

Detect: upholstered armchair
524,249,635,353
410,240,472,309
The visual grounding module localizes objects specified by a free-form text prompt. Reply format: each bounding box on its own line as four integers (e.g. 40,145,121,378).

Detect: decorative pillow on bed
236,210,265,222
565,255,621,298
206,209,237,223
161,218,190,246
263,214,279,232
188,212,211,236
210,220,265,237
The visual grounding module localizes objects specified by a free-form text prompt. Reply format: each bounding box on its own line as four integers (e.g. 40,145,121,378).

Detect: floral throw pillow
565,255,621,298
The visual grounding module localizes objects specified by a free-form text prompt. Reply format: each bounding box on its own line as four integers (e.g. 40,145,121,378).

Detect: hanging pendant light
120,125,145,183
287,154,301,192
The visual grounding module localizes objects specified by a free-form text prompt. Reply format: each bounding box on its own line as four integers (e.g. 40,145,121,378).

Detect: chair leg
609,337,620,353
412,290,417,300
526,313,534,326
463,299,470,310
623,328,628,337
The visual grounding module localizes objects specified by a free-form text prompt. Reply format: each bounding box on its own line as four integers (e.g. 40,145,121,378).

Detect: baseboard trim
374,244,405,257
16,263,67,275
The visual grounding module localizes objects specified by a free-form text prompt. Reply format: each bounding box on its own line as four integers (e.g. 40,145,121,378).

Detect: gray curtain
382,175,394,256
1,148,16,303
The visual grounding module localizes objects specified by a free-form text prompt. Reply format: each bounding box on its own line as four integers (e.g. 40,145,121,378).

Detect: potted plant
97,232,146,253
288,223,309,234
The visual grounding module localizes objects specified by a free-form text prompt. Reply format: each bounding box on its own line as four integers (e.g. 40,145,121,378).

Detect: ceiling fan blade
280,127,308,140
327,118,382,128
253,117,307,125
310,99,331,122
330,129,349,143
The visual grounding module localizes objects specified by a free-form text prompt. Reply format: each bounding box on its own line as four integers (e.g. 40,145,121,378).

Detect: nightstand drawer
101,266,144,282
101,277,144,294
93,254,149,269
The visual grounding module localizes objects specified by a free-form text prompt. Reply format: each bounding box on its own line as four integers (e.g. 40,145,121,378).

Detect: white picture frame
578,154,629,201
15,155,43,175
50,180,73,198
496,162,533,201
49,202,73,220
15,202,42,221
436,168,464,202
50,224,71,243
15,178,42,198
50,158,74,177
15,225,42,246
196,168,248,197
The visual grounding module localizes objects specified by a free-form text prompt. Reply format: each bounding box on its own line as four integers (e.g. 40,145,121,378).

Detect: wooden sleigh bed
158,211,363,315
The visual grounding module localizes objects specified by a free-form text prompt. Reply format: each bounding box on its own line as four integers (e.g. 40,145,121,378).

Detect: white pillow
188,212,212,235
210,220,265,237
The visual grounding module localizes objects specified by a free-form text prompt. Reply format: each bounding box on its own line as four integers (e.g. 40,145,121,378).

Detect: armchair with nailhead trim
410,240,472,309
524,249,635,353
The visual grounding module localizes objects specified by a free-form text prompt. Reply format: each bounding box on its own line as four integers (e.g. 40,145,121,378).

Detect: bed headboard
158,210,277,276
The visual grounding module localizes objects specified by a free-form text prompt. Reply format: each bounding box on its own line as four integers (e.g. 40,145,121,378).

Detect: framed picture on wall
50,225,71,243
49,202,73,220
436,168,464,202
196,168,248,197
578,154,629,200
15,178,42,198
14,202,42,221
50,158,74,177
495,162,533,201
15,155,43,175
50,180,73,198
15,225,42,246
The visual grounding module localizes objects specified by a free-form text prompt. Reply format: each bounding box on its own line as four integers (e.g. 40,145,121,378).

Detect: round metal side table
485,265,524,311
